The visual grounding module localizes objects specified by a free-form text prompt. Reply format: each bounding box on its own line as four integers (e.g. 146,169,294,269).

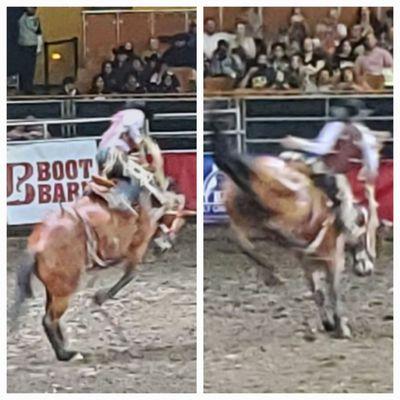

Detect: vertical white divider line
0,4,7,397
393,4,398,396
196,3,204,395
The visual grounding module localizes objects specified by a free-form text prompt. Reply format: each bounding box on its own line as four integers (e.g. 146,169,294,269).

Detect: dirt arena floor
7,224,196,393
204,225,393,393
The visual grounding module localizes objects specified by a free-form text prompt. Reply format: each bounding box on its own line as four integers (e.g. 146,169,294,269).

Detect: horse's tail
10,253,36,323
211,119,255,197
211,116,299,217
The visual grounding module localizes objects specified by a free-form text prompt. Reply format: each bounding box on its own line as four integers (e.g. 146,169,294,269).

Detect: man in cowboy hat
281,98,388,261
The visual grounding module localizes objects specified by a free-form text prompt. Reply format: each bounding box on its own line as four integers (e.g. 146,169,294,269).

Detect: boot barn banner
7,140,98,225
7,140,197,225
204,155,393,224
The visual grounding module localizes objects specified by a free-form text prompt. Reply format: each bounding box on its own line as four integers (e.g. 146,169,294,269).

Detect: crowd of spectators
204,7,393,92
84,21,196,97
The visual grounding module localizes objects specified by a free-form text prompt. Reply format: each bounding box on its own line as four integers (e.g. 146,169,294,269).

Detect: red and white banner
163,152,196,211
7,141,197,225
7,140,98,225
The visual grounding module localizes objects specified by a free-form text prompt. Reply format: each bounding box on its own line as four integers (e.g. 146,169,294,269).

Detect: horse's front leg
94,261,135,305
304,264,335,332
327,233,352,338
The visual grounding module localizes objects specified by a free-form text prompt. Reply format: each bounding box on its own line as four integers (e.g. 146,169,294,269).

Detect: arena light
51,52,62,60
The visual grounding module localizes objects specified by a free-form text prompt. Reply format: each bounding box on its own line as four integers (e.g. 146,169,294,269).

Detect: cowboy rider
281,98,385,259
96,102,185,251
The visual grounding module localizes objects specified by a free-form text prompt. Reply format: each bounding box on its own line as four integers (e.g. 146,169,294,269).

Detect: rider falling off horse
281,98,388,268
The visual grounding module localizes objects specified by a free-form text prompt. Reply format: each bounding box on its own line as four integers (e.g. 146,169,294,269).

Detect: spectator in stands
210,39,240,79
17,7,43,94
204,17,234,61
231,48,247,78
349,24,366,57
332,38,355,70
316,68,333,91
302,37,326,81
239,54,275,89
159,71,181,93
161,21,196,68
60,76,80,96
142,37,162,61
358,7,381,37
142,53,159,86
130,57,146,85
354,32,393,78
147,60,170,92
378,28,393,54
232,21,256,60
101,61,118,92
288,7,310,46
317,7,347,55
286,53,303,89
270,42,289,74
378,10,393,54
113,45,132,91
276,28,291,50
270,69,291,90
245,7,264,39
123,41,137,61
122,73,146,94
89,74,110,97
335,67,364,91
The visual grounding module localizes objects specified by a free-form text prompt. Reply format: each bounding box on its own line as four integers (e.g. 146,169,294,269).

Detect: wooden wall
33,7,196,85
35,7,83,84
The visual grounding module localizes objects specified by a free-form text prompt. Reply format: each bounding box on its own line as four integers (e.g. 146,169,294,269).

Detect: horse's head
351,205,375,276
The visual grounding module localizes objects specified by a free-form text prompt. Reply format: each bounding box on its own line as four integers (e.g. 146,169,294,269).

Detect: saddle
85,175,141,216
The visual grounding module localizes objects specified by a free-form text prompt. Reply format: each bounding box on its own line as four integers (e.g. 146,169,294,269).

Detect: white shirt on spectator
99,109,146,152
204,32,235,60
232,36,256,59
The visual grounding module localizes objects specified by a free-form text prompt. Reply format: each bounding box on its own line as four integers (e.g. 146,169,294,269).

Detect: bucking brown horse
12,176,188,361
212,123,373,339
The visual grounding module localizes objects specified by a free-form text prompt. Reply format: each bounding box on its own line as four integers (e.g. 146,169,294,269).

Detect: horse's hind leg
327,234,352,338
94,261,135,305
230,223,284,286
42,291,78,361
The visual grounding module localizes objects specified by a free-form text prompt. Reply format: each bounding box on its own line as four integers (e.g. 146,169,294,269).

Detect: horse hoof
71,352,85,361
335,318,352,339
94,289,109,306
338,325,352,339
56,350,79,362
322,318,336,332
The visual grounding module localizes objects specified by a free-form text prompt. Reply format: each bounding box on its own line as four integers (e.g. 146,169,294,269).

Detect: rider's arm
282,121,344,155
355,124,380,182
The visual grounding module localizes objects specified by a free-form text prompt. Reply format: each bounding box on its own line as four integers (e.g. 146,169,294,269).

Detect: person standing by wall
18,7,43,94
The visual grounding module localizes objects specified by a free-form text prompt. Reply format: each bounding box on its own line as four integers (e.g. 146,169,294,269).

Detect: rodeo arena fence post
204,93,393,224
7,94,197,227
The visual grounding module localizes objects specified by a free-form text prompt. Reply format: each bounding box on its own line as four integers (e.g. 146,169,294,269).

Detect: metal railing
7,95,196,145
205,93,393,156
7,115,196,151
204,93,393,223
